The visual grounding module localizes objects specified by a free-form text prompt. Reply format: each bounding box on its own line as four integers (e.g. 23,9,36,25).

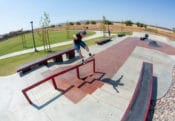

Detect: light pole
30,21,38,52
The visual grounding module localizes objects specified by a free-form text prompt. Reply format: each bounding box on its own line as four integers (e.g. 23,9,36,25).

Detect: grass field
0,30,95,56
0,36,108,76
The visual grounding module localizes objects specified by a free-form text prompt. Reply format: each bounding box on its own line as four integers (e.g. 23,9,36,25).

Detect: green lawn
118,31,133,35
0,30,95,56
0,36,108,76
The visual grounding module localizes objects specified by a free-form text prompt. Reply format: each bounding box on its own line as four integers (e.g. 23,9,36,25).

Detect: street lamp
30,21,38,52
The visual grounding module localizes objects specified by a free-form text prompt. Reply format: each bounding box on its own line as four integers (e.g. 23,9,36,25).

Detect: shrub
136,22,141,27
173,28,175,32
106,20,113,25
76,22,81,25
103,20,113,25
124,20,133,26
143,24,147,28
50,25,55,28
91,21,96,24
136,22,147,28
85,21,90,25
69,22,74,25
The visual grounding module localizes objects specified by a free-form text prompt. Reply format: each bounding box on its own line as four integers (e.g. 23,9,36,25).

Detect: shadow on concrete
147,76,158,121
101,75,124,93
78,72,106,88
93,71,106,80
19,64,46,77
31,86,73,110
32,92,64,110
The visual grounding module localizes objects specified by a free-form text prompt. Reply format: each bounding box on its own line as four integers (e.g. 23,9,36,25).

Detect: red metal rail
22,58,95,104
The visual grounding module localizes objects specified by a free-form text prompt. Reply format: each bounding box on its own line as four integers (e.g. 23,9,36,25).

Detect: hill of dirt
49,22,175,41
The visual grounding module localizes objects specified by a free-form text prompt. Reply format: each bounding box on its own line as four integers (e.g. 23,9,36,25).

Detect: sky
0,0,175,35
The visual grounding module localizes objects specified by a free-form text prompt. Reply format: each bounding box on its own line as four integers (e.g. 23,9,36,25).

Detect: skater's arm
73,34,78,40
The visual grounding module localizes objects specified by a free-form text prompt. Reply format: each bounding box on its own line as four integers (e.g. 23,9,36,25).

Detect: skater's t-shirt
74,32,82,44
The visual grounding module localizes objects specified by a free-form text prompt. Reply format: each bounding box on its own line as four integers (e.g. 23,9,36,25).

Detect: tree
136,22,147,29
66,21,70,39
91,20,96,24
39,12,51,51
143,24,147,29
104,20,113,25
76,22,81,25
20,29,27,48
69,22,74,25
85,21,90,25
136,22,141,27
173,28,175,33
102,16,106,37
124,20,133,26
136,22,144,27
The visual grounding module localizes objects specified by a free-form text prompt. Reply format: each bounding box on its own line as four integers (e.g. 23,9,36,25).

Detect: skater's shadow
101,75,124,93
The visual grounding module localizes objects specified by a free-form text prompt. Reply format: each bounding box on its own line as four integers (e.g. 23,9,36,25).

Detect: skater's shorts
74,41,87,52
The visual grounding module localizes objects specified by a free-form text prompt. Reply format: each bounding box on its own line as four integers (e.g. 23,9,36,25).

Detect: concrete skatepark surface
0,33,175,121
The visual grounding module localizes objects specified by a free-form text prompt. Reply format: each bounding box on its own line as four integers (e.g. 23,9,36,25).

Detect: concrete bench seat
96,39,112,45
16,47,75,73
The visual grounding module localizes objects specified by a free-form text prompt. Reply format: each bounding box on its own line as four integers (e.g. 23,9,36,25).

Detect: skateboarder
73,27,93,64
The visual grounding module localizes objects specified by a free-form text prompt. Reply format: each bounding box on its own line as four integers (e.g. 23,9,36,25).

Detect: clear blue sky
0,0,174,34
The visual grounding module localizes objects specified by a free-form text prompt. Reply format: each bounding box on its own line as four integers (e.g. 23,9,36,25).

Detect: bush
124,20,133,26
104,20,113,25
50,25,55,28
85,21,90,25
91,21,96,24
143,24,147,28
136,22,147,28
69,22,74,25
173,28,175,32
107,20,113,25
136,22,141,27
76,22,81,25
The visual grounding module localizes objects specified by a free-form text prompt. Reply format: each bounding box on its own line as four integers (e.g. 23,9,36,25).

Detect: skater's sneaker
89,53,92,57
82,59,86,64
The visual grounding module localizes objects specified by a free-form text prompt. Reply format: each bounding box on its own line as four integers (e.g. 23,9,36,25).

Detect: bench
121,62,153,121
16,47,75,73
96,38,112,45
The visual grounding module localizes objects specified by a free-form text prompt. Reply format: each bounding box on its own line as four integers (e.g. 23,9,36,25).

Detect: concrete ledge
16,47,75,73
96,39,112,45
121,62,153,121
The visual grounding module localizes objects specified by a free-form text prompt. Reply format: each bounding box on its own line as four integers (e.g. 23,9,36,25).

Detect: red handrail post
76,67,80,79
93,59,96,73
52,78,57,89
22,90,33,104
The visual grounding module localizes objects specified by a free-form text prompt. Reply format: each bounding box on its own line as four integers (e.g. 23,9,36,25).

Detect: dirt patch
49,22,175,41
